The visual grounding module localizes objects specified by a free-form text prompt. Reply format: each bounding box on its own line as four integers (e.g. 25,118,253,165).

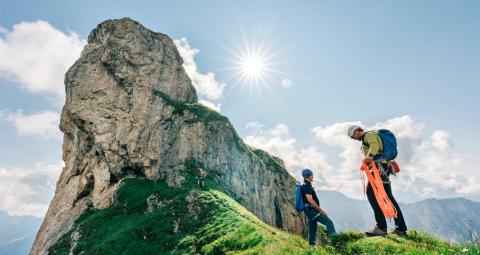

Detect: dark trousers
366,181,407,231
304,207,336,245
197,176,205,188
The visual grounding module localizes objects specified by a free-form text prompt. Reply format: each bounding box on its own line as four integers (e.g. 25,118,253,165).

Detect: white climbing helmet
347,125,362,138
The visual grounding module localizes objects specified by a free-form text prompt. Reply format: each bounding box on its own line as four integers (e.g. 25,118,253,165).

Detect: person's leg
316,214,336,236
366,182,387,231
384,183,407,231
308,215,318,245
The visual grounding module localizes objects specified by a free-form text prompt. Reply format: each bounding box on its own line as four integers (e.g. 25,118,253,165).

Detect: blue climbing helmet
302,168,313,178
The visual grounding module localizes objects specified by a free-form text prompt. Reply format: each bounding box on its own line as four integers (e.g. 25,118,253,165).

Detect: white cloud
0,161,63,216
281,78,293,88
0,20,86,101
245,116,480,202
0,110,61,139
244,123,334,187
174,38,225,101
429,130,451,151
246,121,265,130
199,99,221,112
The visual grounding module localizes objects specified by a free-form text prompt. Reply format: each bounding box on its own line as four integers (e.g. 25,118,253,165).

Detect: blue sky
0,0,479,216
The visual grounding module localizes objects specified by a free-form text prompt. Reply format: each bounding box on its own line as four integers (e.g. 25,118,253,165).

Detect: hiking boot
365,226,387,236
389,229,407,237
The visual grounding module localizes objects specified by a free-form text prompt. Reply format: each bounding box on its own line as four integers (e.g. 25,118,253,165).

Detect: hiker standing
300,169,336,245
347,125,407,236
196,166,207,188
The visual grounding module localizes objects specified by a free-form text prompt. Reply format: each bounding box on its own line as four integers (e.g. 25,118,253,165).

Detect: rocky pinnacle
30,18,304,255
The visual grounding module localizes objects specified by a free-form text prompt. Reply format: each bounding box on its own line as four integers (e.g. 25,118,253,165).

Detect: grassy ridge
49,163,479,255
152,89,227,124
49,165,320,255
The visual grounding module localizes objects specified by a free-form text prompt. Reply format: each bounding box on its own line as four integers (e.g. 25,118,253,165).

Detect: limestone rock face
30,18,304,255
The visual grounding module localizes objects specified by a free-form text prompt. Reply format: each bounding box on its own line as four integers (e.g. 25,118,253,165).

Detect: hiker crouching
300,169,336,245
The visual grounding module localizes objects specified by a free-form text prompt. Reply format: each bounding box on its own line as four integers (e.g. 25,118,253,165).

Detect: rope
360,160,398,219
360,168,366,197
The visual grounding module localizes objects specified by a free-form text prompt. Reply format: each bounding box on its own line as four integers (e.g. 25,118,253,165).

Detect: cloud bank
0,110,62,139
174,38,224,112
0,20,85,101
0,162,63,217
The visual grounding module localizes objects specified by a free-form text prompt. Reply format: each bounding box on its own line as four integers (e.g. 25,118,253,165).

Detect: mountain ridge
47,171,480,255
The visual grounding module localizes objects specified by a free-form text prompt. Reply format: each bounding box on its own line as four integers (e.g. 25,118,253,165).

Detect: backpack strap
300,183,311,207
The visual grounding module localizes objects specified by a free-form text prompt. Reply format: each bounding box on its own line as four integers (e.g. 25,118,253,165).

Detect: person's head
347,125,364,141
302,169,313,182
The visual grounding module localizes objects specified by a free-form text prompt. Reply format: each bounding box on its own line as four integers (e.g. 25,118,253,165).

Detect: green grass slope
329,231,479,255
48,163,479,255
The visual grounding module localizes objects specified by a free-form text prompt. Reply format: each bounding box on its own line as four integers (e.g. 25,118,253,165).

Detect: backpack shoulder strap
362,131,371,146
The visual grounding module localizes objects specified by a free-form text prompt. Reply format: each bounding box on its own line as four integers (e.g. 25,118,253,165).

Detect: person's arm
363,132,380,165
305,194,327,216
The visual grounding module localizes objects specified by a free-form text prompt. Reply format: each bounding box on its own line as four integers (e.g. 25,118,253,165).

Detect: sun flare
241,55,266,76
228,45,276,88
219,32,283,96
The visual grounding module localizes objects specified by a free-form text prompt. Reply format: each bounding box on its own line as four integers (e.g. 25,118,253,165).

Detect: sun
227,42,276,88
237,52,269,85
241,55,266,76
218,31,283,96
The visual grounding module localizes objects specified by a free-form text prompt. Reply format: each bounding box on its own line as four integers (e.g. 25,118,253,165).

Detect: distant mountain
0,211,42,255
317,190,480,242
